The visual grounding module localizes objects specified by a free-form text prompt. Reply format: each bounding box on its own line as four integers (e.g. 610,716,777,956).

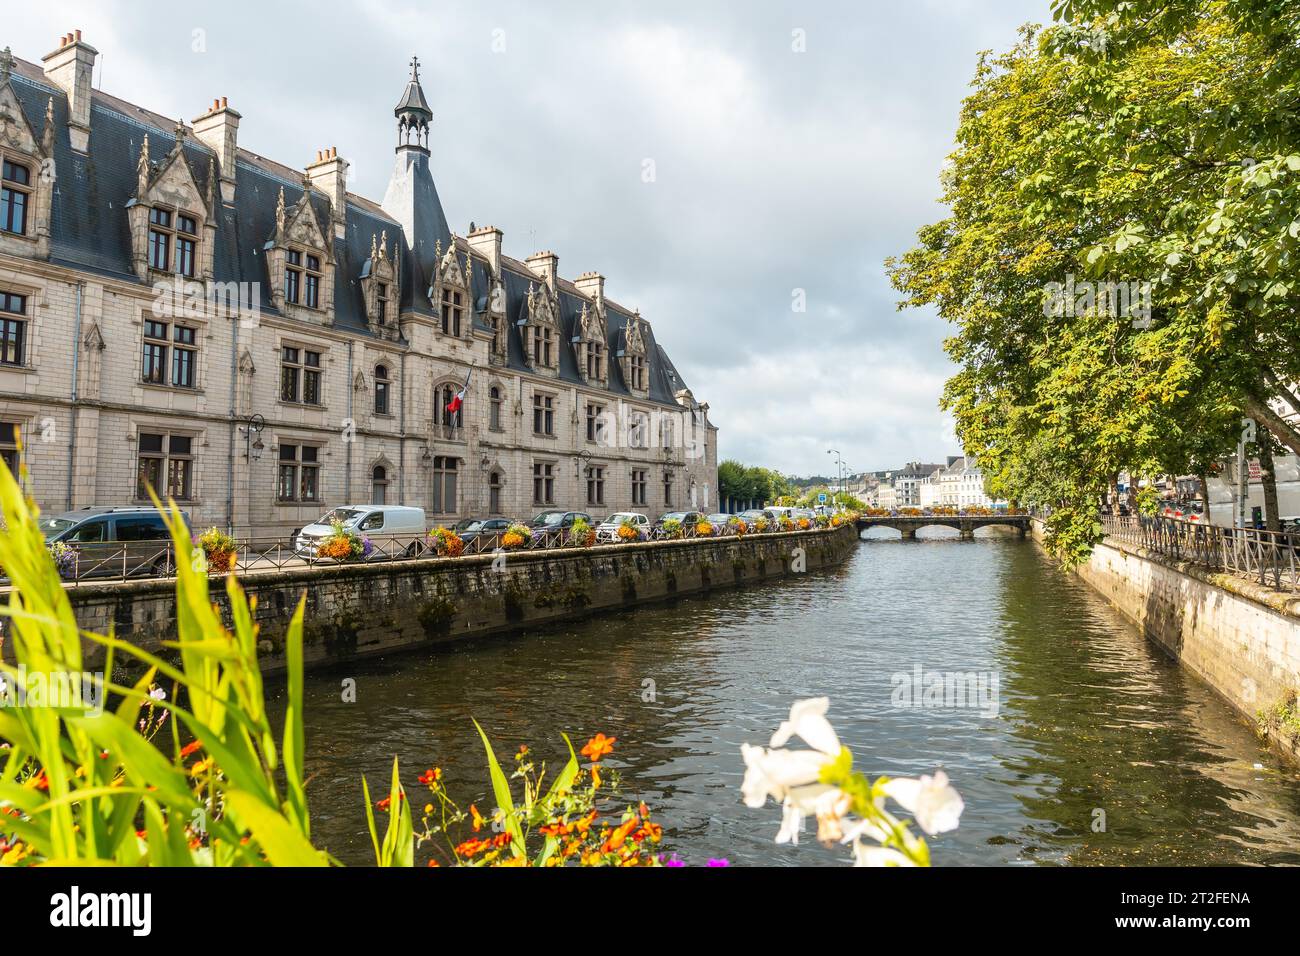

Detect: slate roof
5,54,699,411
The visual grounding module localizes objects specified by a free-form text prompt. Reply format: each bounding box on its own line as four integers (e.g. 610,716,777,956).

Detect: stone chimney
525,250,558,292
307,146,348,239
574,271,605,309
41,30,97,152
191,97,241,202
466,224,503,277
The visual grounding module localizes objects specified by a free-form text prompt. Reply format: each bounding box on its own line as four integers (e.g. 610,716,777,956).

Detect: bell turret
395,55,431,150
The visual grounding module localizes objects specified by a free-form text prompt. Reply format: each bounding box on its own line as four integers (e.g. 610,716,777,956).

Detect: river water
280,529,1300,866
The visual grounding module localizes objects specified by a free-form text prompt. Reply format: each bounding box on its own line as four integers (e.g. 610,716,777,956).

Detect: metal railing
34,519,835,586
1101,514,1300,592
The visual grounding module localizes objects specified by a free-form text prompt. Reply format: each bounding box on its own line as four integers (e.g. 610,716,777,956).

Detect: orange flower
455,838,489,857
469,804,485,832
539,820,572,838
574,809,598,835
491,832,513,848
635,821,663,842
179,740,202,759
376,796,391,812
602,818,638,853
516,745,530,759
581,733,616,763
417,768,441,786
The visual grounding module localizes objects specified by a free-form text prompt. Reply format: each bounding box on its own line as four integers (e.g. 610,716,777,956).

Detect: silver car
595,512,649,543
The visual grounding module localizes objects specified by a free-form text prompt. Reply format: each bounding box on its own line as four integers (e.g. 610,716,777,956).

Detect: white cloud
7,0,1050,476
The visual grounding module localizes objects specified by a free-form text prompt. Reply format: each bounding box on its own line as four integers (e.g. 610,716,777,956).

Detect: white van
295,505,427,558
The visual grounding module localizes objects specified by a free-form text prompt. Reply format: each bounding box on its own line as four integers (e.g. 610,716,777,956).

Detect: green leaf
473,719,525,857
225,791,327,866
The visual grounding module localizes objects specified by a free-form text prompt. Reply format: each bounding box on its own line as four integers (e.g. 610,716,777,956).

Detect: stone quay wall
49,524,859,675
1032,520,1300,764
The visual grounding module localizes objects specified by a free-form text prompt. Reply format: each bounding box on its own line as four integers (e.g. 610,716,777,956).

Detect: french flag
447,366,472,418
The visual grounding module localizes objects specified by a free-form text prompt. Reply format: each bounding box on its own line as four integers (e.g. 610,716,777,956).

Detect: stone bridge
855,514,1030,541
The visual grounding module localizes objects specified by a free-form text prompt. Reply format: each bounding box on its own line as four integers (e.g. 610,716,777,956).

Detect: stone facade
0,38,718,538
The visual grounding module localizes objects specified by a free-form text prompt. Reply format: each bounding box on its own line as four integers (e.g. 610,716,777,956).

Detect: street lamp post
827,448,843,504
236,414,264,535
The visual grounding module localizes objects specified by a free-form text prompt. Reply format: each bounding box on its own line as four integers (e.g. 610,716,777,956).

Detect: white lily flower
775,799,805,845
852,842,916,867
740,744,828,808
770,697,841,757
839,816,889,845
881,770,964,835
812,786,853,845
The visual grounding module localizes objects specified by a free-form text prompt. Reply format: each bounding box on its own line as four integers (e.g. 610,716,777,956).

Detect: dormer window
532,326,554,367
585,342,604,380
441,286,463,336
377,283,390,324
1,159,30,236
285,249,322,309
148,209,171,270
148,207,198,277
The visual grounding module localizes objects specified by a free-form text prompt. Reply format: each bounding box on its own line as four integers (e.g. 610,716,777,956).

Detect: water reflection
273,530,1300,866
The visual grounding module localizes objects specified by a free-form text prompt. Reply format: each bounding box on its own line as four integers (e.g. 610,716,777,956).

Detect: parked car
653,511,704,537
705,512,734,533
527,510,593,535
456,517,513,544
40,506,192,579
596,512,649,542
295,505,426,558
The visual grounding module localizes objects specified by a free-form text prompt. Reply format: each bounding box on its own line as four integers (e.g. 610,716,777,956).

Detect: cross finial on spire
409,55,420,81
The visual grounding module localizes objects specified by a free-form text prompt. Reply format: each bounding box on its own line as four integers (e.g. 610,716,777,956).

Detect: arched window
489,386,502,431
434,382,465,439
489,470,503,514
374,365,390,415
371,464,388,505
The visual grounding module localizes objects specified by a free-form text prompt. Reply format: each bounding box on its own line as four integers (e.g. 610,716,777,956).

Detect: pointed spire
379,230,388,260
0,47,13,84
206,156,216,212
464,252,473,286
370,233,378,262
43,97,55,155
275,186,286,234
172,118,187,150
136,134,151,195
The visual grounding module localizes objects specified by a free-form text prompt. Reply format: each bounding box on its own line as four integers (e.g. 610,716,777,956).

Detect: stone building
0,36,717,537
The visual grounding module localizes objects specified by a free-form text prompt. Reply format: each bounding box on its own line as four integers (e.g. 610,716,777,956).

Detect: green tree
889,1,1300,562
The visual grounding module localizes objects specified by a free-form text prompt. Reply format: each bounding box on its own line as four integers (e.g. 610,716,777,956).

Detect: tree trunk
1245,395,1300,458
1258,433,1281,532
1197,471,1211,520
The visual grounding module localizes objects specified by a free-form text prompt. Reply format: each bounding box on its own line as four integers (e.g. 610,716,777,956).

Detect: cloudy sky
10,0,1050,478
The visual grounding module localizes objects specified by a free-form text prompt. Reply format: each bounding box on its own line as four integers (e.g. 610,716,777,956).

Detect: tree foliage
717,460,794,506
888,0,1300,561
